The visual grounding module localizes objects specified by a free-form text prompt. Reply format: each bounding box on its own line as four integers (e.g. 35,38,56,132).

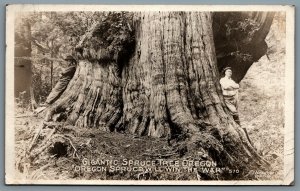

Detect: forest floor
237,19,286,180
13,47,285,182
238,52,285,181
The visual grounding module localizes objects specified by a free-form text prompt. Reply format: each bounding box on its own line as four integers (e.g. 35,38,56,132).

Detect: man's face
225,69,232,78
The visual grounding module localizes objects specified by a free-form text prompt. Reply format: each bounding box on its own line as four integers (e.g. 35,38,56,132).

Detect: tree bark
45,60,122,131
122,12,225,138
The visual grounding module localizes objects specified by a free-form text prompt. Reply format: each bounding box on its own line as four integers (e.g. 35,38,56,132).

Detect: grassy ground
238,54,285,180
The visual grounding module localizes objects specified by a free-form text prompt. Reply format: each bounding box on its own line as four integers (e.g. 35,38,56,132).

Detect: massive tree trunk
122,12,224,138
45,11,273,172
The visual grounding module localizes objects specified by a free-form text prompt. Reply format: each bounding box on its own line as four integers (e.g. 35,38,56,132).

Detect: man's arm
60,66,76,77
231,81,240,89
232,81,240,89
220,78,234,90
220,78,239,90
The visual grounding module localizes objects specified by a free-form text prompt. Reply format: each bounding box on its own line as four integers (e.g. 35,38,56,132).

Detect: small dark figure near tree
45,55,77,105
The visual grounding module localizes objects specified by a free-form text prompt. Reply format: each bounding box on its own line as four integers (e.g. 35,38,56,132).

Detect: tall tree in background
45,11,275,172
16,12,103,103
15,14,37,109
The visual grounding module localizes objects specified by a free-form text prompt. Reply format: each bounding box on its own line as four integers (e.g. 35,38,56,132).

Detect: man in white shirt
220,67,240,125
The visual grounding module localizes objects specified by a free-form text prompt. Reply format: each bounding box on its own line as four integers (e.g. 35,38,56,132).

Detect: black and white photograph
5,5,294,185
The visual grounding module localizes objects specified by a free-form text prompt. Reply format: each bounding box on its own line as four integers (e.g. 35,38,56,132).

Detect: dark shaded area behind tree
213,12,275,82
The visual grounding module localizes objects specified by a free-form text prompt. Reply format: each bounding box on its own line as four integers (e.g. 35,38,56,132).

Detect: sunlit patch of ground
239,46,285,180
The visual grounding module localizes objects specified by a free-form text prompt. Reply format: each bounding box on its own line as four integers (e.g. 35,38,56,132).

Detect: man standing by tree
45,55,77,105
220,67,240,125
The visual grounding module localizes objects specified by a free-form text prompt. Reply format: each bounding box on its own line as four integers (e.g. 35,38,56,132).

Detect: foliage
16,12,104,103
76,12,135,64
213,12,262,63
225,17,260,44
16,12,135,103
32,64,53,103
29,11,102,58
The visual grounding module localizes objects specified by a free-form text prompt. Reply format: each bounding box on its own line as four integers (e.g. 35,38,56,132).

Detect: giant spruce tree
44,11,274,171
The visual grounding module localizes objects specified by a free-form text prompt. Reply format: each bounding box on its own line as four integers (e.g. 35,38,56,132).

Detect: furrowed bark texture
46,60,122,131
122,12,228,138
120,12,266,169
